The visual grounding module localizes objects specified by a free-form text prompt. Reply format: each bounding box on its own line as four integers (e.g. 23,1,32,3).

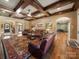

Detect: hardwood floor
50,32,67,59
50,32,79,59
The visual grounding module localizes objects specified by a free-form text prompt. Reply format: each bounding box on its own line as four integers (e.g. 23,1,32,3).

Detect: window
57,23,68,32
4,23,10,33
17,23,23,33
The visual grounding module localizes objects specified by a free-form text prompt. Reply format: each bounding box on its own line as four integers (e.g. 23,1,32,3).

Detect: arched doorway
56,17,71,41
16,23,23,36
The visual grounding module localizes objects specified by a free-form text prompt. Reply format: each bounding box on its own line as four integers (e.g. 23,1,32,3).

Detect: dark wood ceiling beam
30,0,50,16
31,8,74,21
44,0,74,10
15,0,50,17
76,0,79,9
20,0,31,9
50,8,74,15
12,0,76,20
20,12,36,20
11,0,30,16
72,0,79,10
11,0,32,18
15,0,31,11
32,11,40,15
14,0,24,11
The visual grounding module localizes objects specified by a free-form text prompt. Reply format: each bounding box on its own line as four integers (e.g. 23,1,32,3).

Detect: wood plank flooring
50,32,79,59
50,32,67,59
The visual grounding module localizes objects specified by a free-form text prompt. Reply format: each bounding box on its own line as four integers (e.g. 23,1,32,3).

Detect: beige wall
31,11,77,39
0,16,30,34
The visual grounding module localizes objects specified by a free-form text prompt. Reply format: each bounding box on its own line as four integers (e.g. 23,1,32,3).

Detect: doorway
2,23,11,39
16,23,23,36
56,17,71,41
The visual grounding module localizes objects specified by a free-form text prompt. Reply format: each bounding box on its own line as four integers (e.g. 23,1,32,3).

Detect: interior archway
56,17,71,41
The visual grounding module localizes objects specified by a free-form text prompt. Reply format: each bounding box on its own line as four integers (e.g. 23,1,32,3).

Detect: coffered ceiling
0,0,20,10
37,0,59,7
21,5,37,14
0,0,78,21
47,3,74,14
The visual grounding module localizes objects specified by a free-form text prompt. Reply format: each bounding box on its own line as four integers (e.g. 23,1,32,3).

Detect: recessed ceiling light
5,0,9,2
57,8,61,11
16,8,22,14
27,13,32,17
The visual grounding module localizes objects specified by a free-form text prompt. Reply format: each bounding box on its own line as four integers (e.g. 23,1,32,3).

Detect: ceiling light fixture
57,8,61,11
27,9,32,17
16,8,22,14
27,13,32,17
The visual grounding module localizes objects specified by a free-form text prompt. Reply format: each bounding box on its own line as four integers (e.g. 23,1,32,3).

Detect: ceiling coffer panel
47,3,74,14
21,5,37,14
0,0,20,9
37,0,59,7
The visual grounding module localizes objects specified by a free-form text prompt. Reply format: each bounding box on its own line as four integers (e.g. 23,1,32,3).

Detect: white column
77,9,79,42
68,22,71,41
